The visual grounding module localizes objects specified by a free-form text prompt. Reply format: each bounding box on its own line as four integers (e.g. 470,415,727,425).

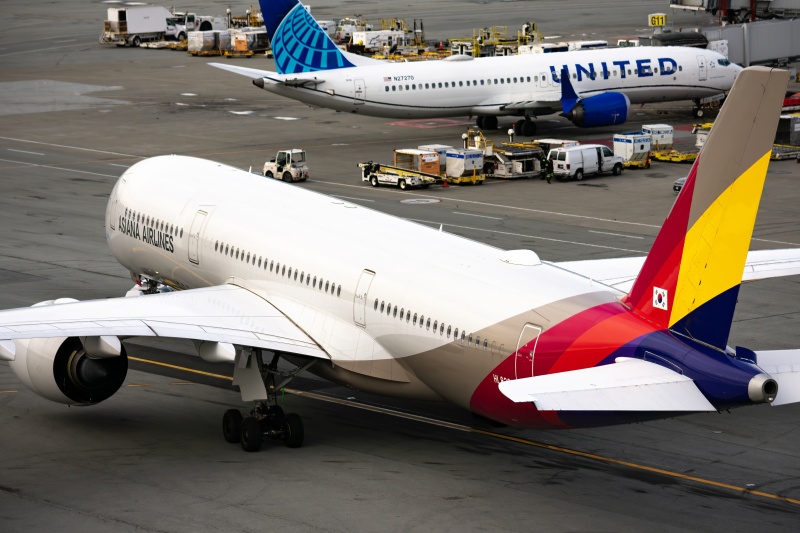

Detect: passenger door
353,270,375,327
354,79,366,105
515,323,543,379
188,210,207,265
697,55,707,81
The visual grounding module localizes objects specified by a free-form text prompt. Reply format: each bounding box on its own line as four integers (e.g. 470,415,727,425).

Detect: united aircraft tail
260,0,379,74
621,66,789,350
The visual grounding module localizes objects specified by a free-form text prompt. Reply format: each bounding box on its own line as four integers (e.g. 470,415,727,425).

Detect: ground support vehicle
771,145,800,160
263,149,309,182
445,149,485,184
484,145,543,179
651,150,698,163
642,124,673,151
100,6,175,47
613,132,651,169
548,144,624,181
359,162,438,189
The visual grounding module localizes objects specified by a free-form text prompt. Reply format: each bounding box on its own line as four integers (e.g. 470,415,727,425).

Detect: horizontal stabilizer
209,62,275,79
498,358,716,411
756,350,800,406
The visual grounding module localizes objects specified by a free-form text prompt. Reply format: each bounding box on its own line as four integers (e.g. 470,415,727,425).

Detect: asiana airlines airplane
1,67,799,452
210,0,742,135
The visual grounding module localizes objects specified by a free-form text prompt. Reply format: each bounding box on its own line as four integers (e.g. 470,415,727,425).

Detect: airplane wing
555,248,800,292
501,97,562,115
498,357,716,411
756,350,800,406
0,284,328,361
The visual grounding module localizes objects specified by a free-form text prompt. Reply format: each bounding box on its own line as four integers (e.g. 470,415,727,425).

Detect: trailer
641,124,673,151
100,6,175,47
358,161,438,189
465,129,545,179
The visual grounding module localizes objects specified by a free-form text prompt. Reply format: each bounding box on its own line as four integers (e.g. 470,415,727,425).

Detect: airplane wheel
222,409,243,443
574,169,584,181
476,116,485,129
370,175,379,187
283,413,304,448
283,172,293,182
399,179,407,190
693,107,704,118
521,120,537,137
240,417,263,452
513,119,526,135
482,116,498,130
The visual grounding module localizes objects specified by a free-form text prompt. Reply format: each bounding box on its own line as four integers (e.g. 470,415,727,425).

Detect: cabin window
413,313,418,325
400,309,404,320
406,311,410,323
438,82,442,88
215,241,219,251
459,81,463,87
433,320,438,331
440,323,444,335
374,298,379,310
381,301,385,312
475,336,480,347
526,76,531,82
180,228,183,238
444,82,449,88
306,275,310,286
235,249,240,259
469,334,473,346
393,306,397,318
513,77,517,83
385,86,389,92
506,77,510,83
300,272,304,283
426,318,431,330
392,85,396,91
425,83,429,89
325,281,330,292
678,66,683,71
483,339,489,350
466,80,470,86
246,252,250,262
224,244,228,254
386,303,391,315
420,315,424,327
494,79,498,84
405,84,409,90
460,330,465,343
480,80,485,85
287,267,291,277
447,326,452,338
270,260,274,272
319,279,324,291
313,276,317,288
294,270,298,281
282,265,286,276
337,285,341,297
654,68,658,74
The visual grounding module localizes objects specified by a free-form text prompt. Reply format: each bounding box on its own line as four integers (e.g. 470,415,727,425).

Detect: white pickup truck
548,144,624,181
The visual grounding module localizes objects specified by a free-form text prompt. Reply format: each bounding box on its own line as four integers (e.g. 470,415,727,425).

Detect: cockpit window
717,59,730,66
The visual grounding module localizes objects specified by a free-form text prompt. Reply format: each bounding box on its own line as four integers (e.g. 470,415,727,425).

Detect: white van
547,144,624,181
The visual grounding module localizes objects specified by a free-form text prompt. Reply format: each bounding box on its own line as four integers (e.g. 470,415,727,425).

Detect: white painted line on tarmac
311,179,661,229
453,211,502,220
108,163,130,168
588,230,645,240
8,149,44,156
332,195,375,203
0,137,140,158
0,158,117,178
410,218,646,254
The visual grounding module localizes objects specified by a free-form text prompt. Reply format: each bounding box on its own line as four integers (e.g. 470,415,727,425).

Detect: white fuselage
263,47,740,119
105,156,613,404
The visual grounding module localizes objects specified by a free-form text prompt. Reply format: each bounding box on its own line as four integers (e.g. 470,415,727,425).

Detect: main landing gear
513,118,537,137
222,348,313,452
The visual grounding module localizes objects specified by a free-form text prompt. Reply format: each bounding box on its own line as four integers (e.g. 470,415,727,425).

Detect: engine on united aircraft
562,92,631,128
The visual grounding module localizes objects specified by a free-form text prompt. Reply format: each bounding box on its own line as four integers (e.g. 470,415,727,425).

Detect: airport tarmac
1,0,800,531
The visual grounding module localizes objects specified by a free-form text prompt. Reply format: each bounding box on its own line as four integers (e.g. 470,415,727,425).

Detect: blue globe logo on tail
262,0,354,74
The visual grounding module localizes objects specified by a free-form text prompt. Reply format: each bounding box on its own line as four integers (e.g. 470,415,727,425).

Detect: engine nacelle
563,92,631,127
9,336,128,405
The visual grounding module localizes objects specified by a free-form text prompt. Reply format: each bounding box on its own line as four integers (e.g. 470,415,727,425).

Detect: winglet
621,67,789,350
560,67,579,114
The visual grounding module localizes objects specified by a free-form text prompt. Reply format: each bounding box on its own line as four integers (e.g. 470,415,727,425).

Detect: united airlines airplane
1,68,799,452
210,0,741,135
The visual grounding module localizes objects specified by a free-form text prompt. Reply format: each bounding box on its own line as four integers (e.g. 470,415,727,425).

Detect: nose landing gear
221,348,314,452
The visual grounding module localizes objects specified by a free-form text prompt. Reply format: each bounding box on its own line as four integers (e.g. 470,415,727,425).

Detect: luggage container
642,124,673,150
445,149,484,184
418,144,453,170
394,149,440,175
613,132,651,169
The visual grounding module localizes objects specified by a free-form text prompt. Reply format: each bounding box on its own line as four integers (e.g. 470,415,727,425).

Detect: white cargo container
445,149,483,178
418,144,453,170
613,132,651,163
352,30,407,52
188,31,216,52
642,124,674,150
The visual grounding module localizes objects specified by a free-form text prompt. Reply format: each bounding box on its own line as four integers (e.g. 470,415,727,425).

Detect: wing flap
0,285,328,360
756,350,800,406
498,358,716,411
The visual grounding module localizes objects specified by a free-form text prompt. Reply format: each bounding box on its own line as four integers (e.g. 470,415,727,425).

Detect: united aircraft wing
554,248,800,293
0,284,328,361
498,357,716,411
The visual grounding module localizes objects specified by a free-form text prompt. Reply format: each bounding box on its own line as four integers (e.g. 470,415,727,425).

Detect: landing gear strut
221,349,313,452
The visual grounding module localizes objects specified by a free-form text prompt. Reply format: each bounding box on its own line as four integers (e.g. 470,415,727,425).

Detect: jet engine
562,92,631,128
5,299,127,405
9,335,128,405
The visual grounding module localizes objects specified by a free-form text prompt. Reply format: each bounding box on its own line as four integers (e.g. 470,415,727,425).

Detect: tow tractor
263,149,309,182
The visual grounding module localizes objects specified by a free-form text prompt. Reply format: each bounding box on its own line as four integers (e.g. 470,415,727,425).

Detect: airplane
1,67,799,453
209,0,742,136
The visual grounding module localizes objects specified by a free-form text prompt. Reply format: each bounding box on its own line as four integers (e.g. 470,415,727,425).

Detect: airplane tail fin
260,0,377,74
621,67,788,350
559,67,579,114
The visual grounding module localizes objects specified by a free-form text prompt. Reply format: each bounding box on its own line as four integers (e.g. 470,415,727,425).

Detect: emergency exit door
515,323,543,379
354,79,366,105
188,210,207,265
353,269,375,327
697,55,707,81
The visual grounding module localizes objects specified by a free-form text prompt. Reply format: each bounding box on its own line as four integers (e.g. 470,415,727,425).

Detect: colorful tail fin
621,67,788,350
260,0,359,74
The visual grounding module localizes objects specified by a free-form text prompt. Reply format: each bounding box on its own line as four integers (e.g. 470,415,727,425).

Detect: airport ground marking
0,136,140,157
130,354,800,506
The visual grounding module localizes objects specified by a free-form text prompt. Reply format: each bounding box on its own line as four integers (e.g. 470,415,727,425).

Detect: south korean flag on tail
653,287,668,310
